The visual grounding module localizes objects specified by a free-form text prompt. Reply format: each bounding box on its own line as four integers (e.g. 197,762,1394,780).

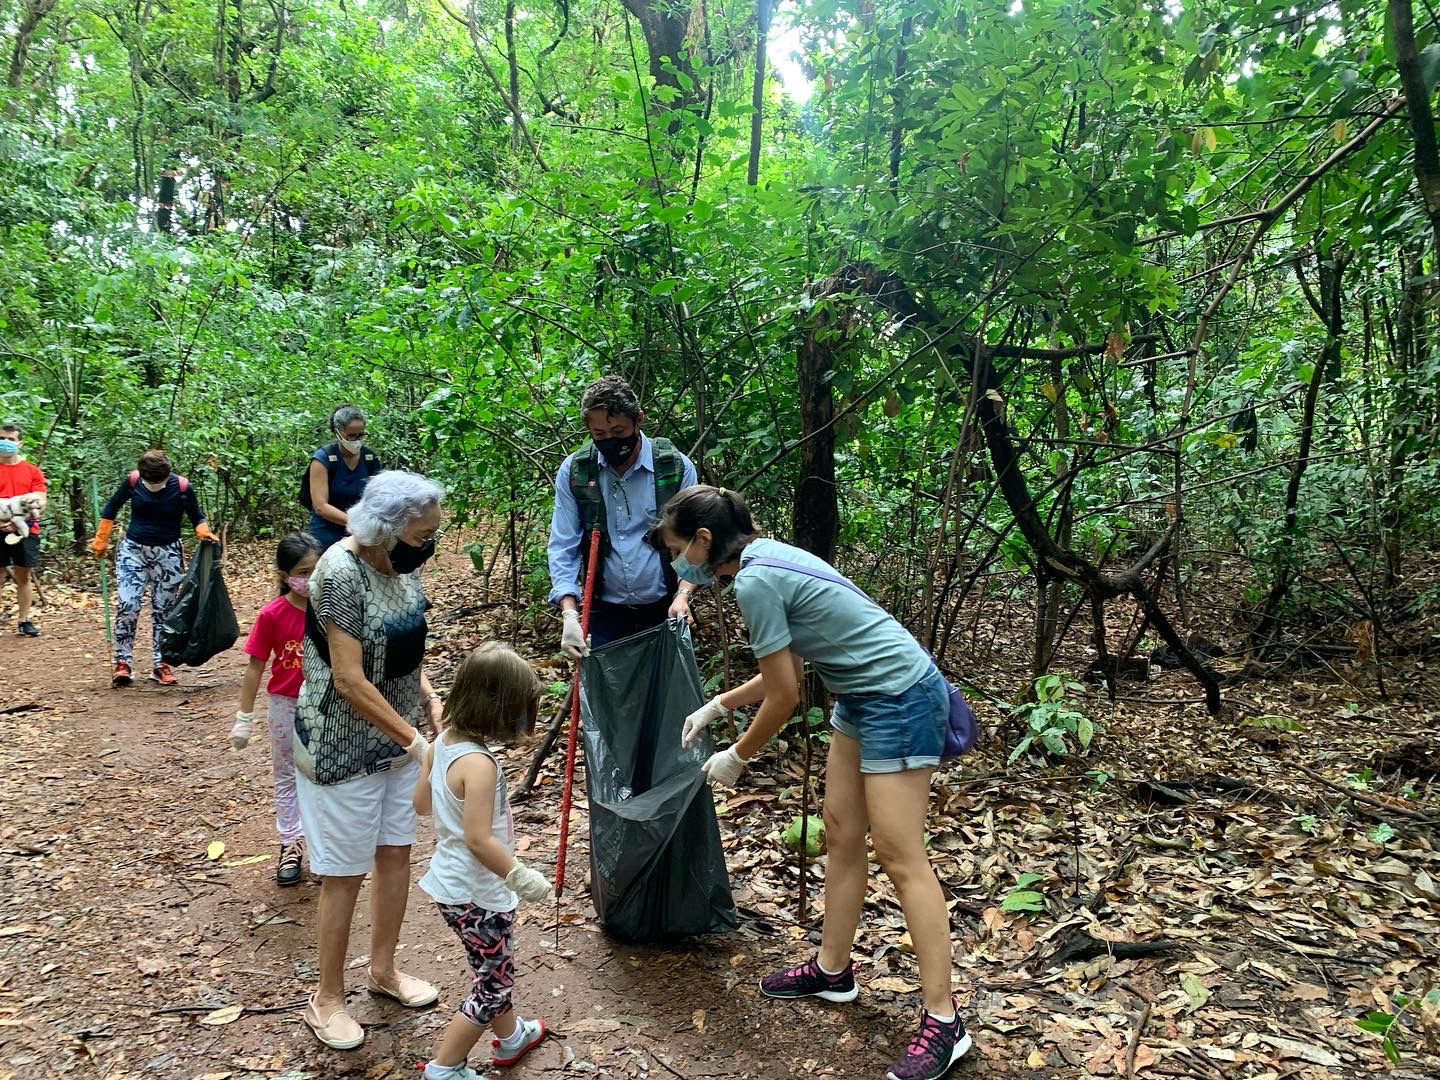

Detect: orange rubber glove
91,519,115,558
195,522,217,543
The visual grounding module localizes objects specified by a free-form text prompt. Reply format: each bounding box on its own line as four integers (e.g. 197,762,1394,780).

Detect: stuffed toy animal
0,494,44,544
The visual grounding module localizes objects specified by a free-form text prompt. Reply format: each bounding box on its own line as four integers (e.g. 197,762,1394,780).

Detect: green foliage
1006,676,1096,764
999,872,1048,913
1355,990,1440,1064
0,0,1433,678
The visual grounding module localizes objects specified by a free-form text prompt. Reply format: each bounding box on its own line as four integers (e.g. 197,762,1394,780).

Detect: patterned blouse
294,544,428,785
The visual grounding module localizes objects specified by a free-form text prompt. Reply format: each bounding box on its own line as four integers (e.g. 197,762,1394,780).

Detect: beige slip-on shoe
303,995,365,1050
366,969,440,1008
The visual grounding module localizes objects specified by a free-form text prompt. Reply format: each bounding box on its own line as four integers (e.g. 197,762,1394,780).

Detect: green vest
568,436,685,597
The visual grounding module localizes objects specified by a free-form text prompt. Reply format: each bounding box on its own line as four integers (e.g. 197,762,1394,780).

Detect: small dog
0,494,45,544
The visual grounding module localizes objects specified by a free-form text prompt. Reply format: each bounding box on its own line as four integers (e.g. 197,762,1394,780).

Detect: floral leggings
438,903,515,1025
113,539,184,665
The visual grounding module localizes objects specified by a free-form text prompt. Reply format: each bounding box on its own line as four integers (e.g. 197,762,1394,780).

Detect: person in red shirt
0,422,48,637
231,532,324,886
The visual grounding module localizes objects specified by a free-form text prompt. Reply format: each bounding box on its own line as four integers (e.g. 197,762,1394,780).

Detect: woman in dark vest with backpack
305,405,383,549
651,485,972,1080
92,450,216,688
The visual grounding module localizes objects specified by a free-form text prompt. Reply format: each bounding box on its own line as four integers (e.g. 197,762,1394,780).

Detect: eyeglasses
609,479,632,516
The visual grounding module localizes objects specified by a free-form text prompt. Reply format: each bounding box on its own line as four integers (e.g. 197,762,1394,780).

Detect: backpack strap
568,442,606,532
130,470,189,493
650,436,684,512
740,555,875,604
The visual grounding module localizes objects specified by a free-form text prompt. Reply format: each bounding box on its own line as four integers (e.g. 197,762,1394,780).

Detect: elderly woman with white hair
293,470,446,1050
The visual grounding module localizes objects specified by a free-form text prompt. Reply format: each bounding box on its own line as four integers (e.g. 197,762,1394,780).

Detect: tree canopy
4,0,1438,691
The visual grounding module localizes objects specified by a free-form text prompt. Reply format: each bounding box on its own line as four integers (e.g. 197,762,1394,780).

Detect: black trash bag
159,541,240,667
582,619,738,942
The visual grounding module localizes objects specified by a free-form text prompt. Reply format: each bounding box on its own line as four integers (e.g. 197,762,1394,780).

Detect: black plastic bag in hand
159,541,240,667
582,620,737,943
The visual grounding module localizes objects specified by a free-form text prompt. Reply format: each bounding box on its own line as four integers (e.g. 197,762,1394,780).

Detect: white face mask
141,478,168,493
338,435,364,454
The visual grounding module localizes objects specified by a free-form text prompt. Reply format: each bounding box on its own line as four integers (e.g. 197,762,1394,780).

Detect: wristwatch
425,691,443,705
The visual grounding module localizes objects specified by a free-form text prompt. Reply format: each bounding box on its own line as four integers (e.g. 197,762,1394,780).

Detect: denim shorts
830,665,950,774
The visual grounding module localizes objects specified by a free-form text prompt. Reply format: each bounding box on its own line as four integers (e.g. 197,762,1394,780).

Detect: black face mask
389,537,435,574
594,432,640,464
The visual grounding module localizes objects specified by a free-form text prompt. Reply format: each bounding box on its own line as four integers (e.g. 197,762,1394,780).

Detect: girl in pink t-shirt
231,533,323,886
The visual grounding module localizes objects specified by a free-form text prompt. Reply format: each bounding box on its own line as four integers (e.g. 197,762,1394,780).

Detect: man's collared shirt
547,434,697,606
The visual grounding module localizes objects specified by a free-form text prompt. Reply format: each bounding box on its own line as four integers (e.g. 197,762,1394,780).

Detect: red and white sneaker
150,663,177,686
112,661,133,688
492,1016,547,1066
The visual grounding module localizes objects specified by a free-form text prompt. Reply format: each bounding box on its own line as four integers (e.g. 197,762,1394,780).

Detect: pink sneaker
886,999,972,1080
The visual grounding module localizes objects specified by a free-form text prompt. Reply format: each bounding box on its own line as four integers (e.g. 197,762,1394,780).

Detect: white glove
702,746,748,788
505,858,554,903
405,730,428,764
560,609,590,660
230,711,254,750
682,696,728,749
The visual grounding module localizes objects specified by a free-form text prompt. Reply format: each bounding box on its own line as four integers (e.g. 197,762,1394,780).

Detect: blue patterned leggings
438,902,515,1025
114,539,184,665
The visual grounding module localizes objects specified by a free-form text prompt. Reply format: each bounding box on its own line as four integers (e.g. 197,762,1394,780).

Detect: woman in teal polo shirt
651,485,970,1080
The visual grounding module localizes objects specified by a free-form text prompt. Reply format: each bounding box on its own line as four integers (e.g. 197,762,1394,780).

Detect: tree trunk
888,15,912,193
1391,0,1440,255
619,0,694,103
156,167,178,233
837,260,1222,713
793,281,840,562
1251,250,1349,648
4,0,57,118
505,0,521,150
746,0,770,185
70,473,85,551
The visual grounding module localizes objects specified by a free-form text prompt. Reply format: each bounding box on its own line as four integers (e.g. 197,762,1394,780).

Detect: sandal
302,995,364,1050
366,969,439,1008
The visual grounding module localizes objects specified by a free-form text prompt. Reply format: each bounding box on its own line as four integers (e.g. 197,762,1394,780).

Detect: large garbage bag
159,541,240,667
582,619,738,942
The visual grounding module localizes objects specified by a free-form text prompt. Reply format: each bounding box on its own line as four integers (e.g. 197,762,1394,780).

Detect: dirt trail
0,559,926,1080
5,551,1438,1080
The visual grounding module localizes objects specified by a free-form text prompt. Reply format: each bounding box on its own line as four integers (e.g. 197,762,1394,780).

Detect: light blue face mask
672,540,715,587
0,440,17,456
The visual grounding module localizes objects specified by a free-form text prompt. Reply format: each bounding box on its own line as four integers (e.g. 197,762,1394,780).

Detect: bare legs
311,844,413,1019
816,732,954,1014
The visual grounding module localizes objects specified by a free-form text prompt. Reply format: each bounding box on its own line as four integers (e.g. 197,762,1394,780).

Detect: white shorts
295,758,422,876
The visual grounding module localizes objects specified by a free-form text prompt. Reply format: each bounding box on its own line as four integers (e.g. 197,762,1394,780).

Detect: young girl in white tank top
413,643,553,1080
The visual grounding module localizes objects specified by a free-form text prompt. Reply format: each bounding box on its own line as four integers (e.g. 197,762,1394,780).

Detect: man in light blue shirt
547,376,699,653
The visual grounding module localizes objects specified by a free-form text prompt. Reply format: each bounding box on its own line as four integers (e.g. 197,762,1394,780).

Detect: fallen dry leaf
869,976,921,994
568,1018,621,1034
198,1003,244,1026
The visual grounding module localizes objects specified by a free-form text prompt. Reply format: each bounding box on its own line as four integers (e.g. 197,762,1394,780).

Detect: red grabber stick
554,527,601,934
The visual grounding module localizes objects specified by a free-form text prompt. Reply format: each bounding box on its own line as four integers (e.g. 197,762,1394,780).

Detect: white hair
347,471,443,547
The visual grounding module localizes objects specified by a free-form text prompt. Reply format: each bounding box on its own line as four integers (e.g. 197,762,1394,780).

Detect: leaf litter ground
0,541,1436,1079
